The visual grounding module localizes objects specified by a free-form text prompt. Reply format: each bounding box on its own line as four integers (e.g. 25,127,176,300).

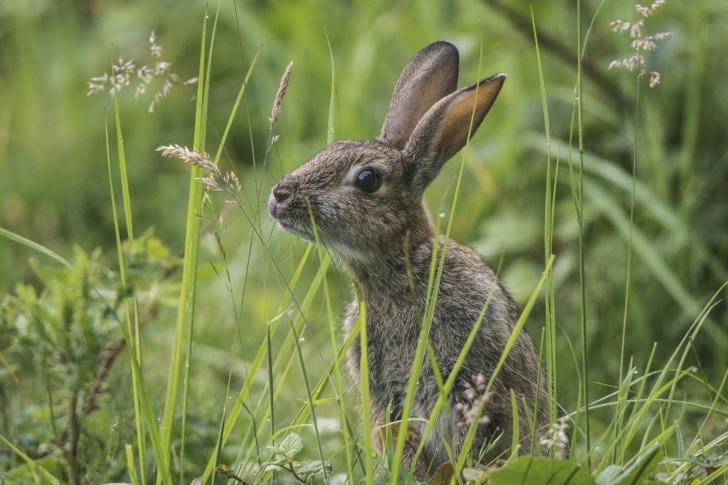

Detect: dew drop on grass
633,369,638,374
439,213,445,218
691,366,698,373
299,337,305,342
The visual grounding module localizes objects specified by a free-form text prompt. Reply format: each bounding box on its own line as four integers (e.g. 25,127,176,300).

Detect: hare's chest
343,299,445,411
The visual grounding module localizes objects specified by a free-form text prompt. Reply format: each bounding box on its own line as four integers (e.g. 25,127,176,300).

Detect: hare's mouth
276,219,316,241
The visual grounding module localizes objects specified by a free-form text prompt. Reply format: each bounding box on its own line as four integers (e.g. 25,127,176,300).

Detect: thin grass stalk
411,267,501,468
313,42,355,471
574,22,606,452
621,367,708,456
211,49,260,167
289,318,329,483
267,322,276,442
700,463,728,485
179,7,218,482
604,355,635,467
244,314,361,484
620,45,641,414
212,342,239,485
690,367,728,455
290,315,361,426
227,319,310,477
325,29,336,145
0,433,62,485
325,274,355,480
355,285,374,485
159,10,208,483
112,75,134,244
425,341,449,414
530,6,558,429
530,329,546,455
576,0,590,454
104,111,146,485
509,390,520,459
0,228,72,268
390,40,486,485
571,387,728,418
232,337,299,482
125,331,172,485
583,179,726,346
211,409,226,485
570,384,581,461
527,133,728,285
111,89,152,484
201,253,330,481
619,344,656,464
679,2,704,198
125,444,140,485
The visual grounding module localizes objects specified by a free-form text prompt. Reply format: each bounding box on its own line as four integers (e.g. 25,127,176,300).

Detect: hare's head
268,41,505,261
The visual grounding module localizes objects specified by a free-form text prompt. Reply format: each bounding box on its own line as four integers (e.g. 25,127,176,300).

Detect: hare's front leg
371,410,428,480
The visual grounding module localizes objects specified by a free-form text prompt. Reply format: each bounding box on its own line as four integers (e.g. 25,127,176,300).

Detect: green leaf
662,452,728,471
268,432,304,459
595,445,662,485
595,466,624,485
462,467,487,483
489,456,594,485
294,460,332,479
427,462,455,485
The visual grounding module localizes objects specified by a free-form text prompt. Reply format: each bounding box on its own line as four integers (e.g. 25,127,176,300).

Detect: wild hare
269,41,549,477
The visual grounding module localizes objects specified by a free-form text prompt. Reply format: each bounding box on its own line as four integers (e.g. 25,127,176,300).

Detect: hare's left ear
379,41,460,149
404,73,505,190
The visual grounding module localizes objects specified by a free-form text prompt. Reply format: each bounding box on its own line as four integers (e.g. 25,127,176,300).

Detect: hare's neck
340,204,435,298
342,237,436,302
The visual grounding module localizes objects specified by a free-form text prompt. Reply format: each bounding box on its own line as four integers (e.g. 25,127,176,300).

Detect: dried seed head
88,31,192,106
157,144,221,178
269,61,293,129
608,1,672,87
196,177,223,191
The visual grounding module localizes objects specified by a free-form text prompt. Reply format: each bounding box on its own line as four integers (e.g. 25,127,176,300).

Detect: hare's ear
404,73,505,189
379,41,459,149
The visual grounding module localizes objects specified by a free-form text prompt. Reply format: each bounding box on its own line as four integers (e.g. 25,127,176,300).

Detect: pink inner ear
435,79,504,162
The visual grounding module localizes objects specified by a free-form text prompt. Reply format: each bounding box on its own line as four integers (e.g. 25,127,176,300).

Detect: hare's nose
272,182,291,203
269,181,292,219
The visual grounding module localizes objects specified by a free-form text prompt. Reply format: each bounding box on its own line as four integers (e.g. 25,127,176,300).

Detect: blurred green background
1,0,727,480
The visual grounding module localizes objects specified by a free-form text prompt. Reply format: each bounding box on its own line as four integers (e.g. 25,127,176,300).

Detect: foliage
0,238,172,482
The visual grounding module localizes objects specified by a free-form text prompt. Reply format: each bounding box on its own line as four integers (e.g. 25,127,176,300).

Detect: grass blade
0,227,72,269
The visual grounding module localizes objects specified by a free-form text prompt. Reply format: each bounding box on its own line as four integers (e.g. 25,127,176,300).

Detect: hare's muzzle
268,180,292,219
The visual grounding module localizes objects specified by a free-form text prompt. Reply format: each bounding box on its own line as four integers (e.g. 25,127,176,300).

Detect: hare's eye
355,168,382,193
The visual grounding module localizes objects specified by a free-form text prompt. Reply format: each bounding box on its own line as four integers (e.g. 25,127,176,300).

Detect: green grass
1,0,727,484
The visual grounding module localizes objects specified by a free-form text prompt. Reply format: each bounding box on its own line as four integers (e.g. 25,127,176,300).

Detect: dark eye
355,168,382,193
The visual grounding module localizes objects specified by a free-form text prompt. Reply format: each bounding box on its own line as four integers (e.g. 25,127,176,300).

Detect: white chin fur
277,221,373,263
326,240,374,263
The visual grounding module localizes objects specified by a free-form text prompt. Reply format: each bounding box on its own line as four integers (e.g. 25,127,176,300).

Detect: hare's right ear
404,73,505,190
379,41,459,149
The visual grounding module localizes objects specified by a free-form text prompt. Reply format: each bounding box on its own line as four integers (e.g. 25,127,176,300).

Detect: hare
268,41,549,476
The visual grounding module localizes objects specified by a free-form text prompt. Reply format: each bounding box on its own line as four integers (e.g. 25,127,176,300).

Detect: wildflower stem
576,0,591,455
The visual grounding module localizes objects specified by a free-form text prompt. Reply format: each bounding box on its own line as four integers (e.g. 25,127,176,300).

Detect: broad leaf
489,456,594,485
596,445,662,485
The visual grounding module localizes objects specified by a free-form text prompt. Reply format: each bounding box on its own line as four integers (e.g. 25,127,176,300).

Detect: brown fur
269,41,549,476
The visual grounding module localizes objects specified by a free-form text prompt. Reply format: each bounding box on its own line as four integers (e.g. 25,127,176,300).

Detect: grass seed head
270,61,293,129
